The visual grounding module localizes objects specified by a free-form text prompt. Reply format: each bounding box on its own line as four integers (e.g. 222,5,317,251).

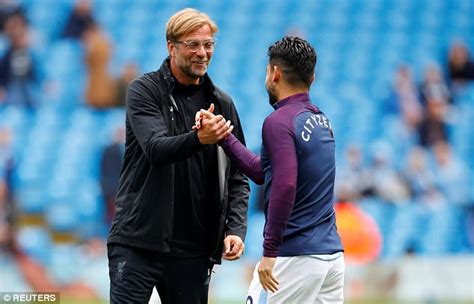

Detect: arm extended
220,134,264,185
127,80,231,165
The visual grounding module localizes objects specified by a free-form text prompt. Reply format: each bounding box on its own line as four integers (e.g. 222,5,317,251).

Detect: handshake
193,103,234,145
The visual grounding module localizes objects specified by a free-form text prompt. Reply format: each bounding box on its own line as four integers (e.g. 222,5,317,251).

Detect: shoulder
264,106,304,131
262,109,296,137
125,71,170,111
131,71,162,88
128,71,164,97
263,110,281,125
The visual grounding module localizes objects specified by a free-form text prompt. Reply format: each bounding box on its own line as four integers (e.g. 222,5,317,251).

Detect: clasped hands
194,103,233,144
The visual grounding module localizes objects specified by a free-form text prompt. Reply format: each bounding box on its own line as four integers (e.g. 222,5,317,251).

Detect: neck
170,59,200,85
276,87,309,103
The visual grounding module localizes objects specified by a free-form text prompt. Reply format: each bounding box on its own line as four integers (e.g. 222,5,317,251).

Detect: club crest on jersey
301,114,332,142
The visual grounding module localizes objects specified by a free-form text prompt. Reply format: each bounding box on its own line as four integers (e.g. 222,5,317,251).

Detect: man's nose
195,44,207,56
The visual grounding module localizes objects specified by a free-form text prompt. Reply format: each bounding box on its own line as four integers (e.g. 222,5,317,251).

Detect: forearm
263,183,296,257
220,134,264,184
143,130,203,165
127,79,211,165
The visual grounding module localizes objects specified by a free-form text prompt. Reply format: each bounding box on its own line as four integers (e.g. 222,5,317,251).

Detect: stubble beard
266,83,279,106
177,56,208,81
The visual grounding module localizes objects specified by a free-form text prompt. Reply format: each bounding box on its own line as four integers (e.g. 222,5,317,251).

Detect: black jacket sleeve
127,79,203,165
223,100,250,241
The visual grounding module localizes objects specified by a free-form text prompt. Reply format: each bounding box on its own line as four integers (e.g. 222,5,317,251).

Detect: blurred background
0,0,473,303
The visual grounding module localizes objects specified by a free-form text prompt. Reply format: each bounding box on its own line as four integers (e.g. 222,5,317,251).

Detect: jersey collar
273,93,310,109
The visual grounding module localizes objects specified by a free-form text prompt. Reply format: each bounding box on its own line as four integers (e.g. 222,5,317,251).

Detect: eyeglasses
173,39,216,52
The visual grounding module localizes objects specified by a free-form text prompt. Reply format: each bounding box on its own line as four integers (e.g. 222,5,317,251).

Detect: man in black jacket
107,8,250,304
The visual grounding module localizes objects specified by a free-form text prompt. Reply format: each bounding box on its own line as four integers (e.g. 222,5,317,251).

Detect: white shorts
246,255,345,304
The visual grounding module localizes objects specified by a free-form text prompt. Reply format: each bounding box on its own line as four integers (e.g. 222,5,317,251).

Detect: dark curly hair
267,36,317,88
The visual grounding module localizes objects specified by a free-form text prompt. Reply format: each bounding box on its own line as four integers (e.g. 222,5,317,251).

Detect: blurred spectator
447,42,474,86
115,62,138,107
336,144,370,200
61,0,95,40
0,128,15,259
0,129,14,252
0,128,14,203
417,187,447,207
364,142,410,203
432,140,469,204
335,201,382,263
419,64,451,105
0,14,39,108
417,98,449,147
0,198,14,252
403,147,443,204
467,208,474,250
0,0,24,33
387,65,423,129
99,127,124,225
82,21,116,108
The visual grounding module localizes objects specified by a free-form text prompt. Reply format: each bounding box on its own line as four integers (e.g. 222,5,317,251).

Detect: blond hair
166,8,218,41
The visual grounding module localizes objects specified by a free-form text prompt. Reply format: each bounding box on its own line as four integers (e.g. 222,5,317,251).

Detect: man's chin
192,68,207,76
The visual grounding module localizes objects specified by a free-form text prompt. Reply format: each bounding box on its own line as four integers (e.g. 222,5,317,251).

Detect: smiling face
168,24,214,85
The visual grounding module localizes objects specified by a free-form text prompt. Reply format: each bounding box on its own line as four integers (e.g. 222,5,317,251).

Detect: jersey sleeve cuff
263,248,278,258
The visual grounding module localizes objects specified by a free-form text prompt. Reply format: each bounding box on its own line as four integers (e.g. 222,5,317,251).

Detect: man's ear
272,65,281,83
167,40,175,57
310,73,315,85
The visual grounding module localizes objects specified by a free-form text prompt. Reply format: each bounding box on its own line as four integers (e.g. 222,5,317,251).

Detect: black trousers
108,243,212,304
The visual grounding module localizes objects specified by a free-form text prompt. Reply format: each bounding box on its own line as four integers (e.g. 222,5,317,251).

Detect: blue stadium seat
46,202,80,232
48,244,81,284
16,226,52,264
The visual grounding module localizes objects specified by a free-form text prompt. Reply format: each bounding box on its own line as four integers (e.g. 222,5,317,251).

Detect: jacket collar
160,58,175,92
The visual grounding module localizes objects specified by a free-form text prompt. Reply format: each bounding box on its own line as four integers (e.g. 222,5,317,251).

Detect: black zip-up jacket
108,59,250,265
